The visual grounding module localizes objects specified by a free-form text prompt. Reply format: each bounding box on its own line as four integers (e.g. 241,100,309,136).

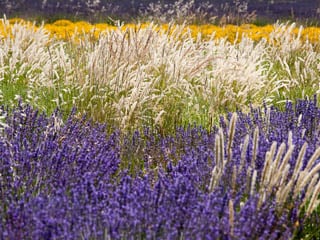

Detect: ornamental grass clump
1,97,320,239
1,17,320,132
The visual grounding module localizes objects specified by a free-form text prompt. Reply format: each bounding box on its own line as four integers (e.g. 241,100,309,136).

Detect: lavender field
1,99,320,239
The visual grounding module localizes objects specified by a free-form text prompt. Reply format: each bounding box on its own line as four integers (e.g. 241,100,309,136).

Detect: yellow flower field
2,18,320,44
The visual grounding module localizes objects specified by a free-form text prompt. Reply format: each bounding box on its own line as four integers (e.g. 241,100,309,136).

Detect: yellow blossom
1,18,320,45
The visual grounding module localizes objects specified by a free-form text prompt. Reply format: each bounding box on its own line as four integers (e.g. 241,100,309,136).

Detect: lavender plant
1,97,320,239
0,104,121,239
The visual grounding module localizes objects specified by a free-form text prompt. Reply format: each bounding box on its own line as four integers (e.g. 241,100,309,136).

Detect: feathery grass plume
304,147,320,173
210,114,238,193
269,142,286,179
277,150,295,205
229,199,235,237
297,114,303,127
248,126,320,214
295,160,320,201
209,166,219,192
209,128,225,191
218,128,225,170
301,173,319,211
265,107,271,133
306,180,320,216
287,130,293,147
277,144,294,174
276,179,294,207
258,141,277,208
0,108,8,133
292,142,308,180
271,149,293,197
239,134,249,173
269,23,302,55
255,138,296,208
231,165,238,194
250,169,257,197
245,166,253,196
277,163,291,191
227,112,237,162
261,142,277,188
251,126,259,169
